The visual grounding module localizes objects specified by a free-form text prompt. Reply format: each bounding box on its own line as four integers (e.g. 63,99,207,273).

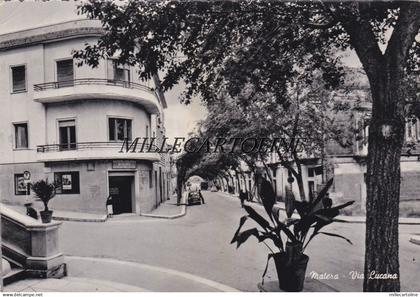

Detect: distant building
234,69,420,215
0,3,171,215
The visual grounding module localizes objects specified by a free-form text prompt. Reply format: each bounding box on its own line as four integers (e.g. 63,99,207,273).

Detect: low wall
1,204,66,278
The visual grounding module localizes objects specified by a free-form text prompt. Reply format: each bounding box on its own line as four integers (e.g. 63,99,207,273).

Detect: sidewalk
272,201,420,225
3,255,239,292
140,193,187,219
2,193,186,223
219,190,420,225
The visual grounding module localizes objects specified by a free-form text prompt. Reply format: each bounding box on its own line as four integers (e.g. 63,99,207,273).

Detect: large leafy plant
231,178,354,254
31,179,57,212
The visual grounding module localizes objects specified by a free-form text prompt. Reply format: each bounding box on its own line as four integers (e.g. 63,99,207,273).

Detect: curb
53,215,108,223
219,191,420,225
140,193,187,219
4,276,149,292
2,203,109,223
409,235,420,245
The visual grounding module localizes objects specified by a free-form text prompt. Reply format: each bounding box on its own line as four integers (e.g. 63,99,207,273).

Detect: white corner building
0,2,171,215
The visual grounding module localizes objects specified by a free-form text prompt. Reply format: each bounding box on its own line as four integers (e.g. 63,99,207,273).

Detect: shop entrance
109,176,134,214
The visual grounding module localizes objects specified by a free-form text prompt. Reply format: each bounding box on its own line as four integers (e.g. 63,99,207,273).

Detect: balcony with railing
36,141,161,162
33,78,161,114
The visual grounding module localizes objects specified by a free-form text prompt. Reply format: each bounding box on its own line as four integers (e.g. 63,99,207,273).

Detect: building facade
0,17,171,215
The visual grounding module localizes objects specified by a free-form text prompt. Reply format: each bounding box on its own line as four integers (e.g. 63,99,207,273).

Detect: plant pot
272,252,309,292
40,210,53,223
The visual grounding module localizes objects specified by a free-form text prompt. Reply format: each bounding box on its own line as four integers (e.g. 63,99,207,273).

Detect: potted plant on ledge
31,179,57,223
231,179,354,292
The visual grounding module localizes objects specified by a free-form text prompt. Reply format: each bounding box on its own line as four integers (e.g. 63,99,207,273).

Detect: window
54,172,80,194
14,123,28,149
59,120,76,150
14,173,29,195
417,119,420,140
56,59,74,87
406,117,420,142
11,65,26,93
113,62,130,83
109,118,132,141
308,168,315,178
272,168,276,178
356,118,369,147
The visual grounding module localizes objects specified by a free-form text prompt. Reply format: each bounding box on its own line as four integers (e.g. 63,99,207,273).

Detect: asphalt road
59,191,420,292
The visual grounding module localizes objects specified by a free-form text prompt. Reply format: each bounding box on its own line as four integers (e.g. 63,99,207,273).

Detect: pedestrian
245,189,251,202
323,192,332,209
255,168,276,216
106,195,114,218
239,190,246,208
198,189,205,204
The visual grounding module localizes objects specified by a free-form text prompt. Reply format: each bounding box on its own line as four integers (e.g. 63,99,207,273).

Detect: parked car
200,182,209,190
188,191,202,205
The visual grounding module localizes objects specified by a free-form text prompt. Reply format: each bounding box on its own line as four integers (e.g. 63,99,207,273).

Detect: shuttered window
14,123,28,149
109,118,132,141
59,120,76,150
11,65,26,93
113,62,130,83
57,59,74,87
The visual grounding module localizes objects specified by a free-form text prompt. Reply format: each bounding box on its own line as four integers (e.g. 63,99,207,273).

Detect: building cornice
0,20,104,51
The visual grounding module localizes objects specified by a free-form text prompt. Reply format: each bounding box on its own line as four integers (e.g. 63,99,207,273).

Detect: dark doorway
109,176,133,214
159,167,163,203
155,171,158,207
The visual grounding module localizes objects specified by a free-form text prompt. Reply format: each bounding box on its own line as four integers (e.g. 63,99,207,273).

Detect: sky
163,83,207,141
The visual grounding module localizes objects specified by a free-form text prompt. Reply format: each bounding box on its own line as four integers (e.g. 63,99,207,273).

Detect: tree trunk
176,172,184,205
363,67,406,292
335,3,420,291
295,166,306,201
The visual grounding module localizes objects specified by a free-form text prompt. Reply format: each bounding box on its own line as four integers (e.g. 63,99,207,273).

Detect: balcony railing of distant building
37,141,160,153
33,78,156,96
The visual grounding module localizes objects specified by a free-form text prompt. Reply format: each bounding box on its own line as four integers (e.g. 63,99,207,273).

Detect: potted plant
231,178,354,292
31,179,57,223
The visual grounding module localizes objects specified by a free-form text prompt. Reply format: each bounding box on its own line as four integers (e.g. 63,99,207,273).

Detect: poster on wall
15,174,26,195
62,174,73,190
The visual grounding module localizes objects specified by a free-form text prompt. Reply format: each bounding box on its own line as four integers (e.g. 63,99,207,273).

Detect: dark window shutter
12,66,26,92
57,59,74,87
14,123,28,148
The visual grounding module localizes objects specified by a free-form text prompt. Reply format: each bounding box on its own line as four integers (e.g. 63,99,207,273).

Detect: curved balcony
33,79,161,114
36,141,161,162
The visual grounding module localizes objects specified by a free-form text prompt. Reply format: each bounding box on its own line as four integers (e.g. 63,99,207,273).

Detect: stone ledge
409,235,420,245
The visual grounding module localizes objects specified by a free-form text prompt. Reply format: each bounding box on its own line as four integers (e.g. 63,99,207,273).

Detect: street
59,191,420,292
